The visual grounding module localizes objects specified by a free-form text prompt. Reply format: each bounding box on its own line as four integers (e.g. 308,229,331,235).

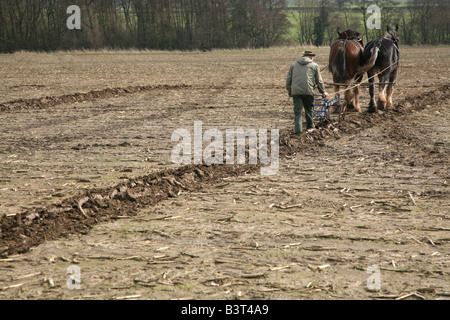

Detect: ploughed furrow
0,163,257,258
0,84,191,112
0,83,287,113
0,84,448,258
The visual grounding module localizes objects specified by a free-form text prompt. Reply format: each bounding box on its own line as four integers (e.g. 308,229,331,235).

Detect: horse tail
357,47,379,75
331,41,347,84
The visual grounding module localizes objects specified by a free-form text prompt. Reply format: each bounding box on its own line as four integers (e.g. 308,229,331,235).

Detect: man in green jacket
286,50,328,134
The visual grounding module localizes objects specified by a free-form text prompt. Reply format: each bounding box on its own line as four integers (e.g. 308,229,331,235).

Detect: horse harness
374,36,400,68
338,39,363,51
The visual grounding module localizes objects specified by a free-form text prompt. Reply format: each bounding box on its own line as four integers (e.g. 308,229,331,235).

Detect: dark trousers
293,95,315,134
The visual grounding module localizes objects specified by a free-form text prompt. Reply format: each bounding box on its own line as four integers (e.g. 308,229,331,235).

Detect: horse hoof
377,102,386,111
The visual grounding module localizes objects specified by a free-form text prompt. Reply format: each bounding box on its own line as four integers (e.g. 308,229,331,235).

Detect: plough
313,94,344,125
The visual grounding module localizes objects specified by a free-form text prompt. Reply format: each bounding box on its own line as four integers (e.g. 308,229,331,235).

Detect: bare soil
0,46,448,300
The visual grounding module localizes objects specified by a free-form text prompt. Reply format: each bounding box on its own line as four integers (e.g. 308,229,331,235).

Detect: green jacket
286,56,325,97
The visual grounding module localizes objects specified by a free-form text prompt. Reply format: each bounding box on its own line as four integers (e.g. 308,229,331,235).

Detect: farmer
286,50,328,134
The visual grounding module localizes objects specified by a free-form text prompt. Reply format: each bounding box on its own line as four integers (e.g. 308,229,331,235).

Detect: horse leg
386,69,398,110
368,70,377,113
377,84,387,110
330,85,339,113
339,100,347,123
353,74,363,112
345,84,355,110
352,85,361,112
340,88,352,122
344,86,354,111
377,71,390,111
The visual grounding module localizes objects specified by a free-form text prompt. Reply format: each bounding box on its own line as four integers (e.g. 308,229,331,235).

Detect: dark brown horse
329,30,378,115
358,25,400,113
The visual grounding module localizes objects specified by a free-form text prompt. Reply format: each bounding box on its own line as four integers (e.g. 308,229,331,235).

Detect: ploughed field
0,47,448,300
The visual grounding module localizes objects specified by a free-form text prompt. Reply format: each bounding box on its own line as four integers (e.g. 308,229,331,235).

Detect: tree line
0,0,288,52
291,0,449,46
0,0,448,53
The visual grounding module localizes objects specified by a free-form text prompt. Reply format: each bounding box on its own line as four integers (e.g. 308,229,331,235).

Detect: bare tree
291,0,316,45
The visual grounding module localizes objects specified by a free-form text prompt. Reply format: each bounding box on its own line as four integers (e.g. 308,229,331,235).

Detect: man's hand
322,91,329,98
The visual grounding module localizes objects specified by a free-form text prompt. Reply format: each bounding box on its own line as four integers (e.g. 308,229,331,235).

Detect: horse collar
338,39,362,50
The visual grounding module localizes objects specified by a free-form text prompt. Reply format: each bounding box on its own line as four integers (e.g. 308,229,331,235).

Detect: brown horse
329,30,378,116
